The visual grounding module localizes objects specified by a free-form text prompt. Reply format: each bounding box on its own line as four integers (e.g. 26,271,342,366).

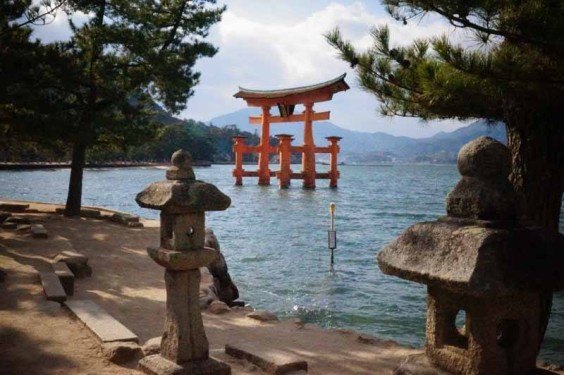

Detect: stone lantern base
139,354,231,375
423,286,541,375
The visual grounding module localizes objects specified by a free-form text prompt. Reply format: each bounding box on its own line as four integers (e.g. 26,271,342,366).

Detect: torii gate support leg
302,103,316,189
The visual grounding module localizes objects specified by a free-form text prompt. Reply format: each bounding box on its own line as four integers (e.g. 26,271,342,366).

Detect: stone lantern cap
136,150,231,213
378,137,564,297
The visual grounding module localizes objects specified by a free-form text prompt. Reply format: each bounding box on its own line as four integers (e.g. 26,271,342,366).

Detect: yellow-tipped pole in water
328,202,337,267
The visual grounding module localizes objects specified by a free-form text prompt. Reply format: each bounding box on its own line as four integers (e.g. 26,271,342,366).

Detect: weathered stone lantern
378,137,564,374
136,150,231,375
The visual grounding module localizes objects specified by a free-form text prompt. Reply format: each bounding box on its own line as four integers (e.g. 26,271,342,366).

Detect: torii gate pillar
258,106,271,185
302,103,316,189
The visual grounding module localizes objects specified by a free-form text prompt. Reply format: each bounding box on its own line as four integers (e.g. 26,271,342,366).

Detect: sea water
1,164,562,363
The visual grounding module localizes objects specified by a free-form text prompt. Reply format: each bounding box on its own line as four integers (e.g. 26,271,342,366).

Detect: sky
32,0,475,138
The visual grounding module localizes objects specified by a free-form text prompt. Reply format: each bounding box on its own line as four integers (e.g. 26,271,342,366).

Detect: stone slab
0,211,11,223
52,262,74,296
0,203,29,212
39,271,67,303
80,208,102,219
31,224,48,238
225,342,307,374
2,222,17,230
111,213,140,225
139,354,231,375
64,300,138,343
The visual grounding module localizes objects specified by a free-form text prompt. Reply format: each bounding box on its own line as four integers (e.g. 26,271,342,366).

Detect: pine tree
1,0,225,216
327,0,563,352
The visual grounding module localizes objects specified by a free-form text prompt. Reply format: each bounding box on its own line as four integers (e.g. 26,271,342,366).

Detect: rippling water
1,164,562,363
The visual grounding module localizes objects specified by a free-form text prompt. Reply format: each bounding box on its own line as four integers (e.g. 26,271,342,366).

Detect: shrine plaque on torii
233,74,349,189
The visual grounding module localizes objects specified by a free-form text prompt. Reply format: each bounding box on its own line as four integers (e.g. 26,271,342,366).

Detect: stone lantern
378,137,564,375
136,150,231,375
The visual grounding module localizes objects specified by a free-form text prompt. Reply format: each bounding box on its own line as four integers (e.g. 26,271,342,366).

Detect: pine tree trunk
503,100,564,352
64,140,87,217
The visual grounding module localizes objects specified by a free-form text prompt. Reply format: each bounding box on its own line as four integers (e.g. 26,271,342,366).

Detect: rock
5,216,31,225
31,224,48,238
0,212,11,223
101,341,143,364
127,221,143,228
53,250,92,278
205,228,239,305
208,300,231,315
293,318,305,329
0,269,6,282
142,336,162,357
247,310,279,322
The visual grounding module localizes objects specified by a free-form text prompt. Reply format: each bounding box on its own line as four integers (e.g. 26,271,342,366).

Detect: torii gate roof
234,73,349,107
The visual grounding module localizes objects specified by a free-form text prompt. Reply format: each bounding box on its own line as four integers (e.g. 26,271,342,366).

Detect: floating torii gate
233,74,349,189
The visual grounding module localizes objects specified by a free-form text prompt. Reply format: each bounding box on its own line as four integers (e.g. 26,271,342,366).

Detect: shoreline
1,199,562,374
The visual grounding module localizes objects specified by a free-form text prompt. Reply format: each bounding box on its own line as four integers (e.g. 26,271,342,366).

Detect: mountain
207,108,506,163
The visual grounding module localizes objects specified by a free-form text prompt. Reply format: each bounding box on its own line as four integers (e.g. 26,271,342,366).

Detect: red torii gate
232,74,349,189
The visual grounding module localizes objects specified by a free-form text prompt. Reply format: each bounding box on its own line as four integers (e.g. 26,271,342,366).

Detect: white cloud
29,1,475,137
183,1,473,137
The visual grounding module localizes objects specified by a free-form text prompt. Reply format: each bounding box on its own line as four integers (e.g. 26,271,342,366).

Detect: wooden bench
39,272,67,304
52,262,74,296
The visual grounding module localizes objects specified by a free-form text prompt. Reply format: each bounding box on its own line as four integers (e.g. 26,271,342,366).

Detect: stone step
64,300,138,343
39,271,67,303
52,262,74,296
30,224,48,238
225,342,308,374
0,211,11,223
0,203,29,212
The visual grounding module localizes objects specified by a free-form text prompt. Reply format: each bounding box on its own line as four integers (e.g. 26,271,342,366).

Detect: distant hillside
208,108,506,163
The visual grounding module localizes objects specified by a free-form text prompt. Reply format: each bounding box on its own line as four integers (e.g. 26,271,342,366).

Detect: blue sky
32,1,472,138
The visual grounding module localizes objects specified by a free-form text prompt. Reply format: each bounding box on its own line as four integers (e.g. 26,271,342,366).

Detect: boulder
205,228,239,305
53,250,92,278
208,300,231,315
142,336,162,357
101,341,143,364
247,310,279,322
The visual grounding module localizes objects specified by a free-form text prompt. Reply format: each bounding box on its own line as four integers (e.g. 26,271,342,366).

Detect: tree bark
504,103,563,232
64,140,87,217
503,99,564,353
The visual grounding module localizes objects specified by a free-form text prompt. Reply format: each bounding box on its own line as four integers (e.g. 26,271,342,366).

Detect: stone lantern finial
166,149,196,181
446,136,517,221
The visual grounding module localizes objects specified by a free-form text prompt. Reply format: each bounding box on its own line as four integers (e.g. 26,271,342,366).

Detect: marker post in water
328,202,337,267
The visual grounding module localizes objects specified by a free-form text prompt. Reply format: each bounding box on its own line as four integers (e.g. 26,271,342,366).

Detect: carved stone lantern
378,137,564,374
136,150,231,375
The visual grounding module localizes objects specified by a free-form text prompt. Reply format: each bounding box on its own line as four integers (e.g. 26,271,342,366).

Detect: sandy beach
0,200,425,375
